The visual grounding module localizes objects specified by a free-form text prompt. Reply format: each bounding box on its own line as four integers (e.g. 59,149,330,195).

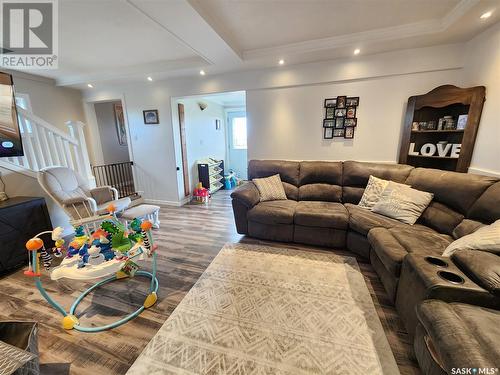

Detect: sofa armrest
452,249,500,296
90,186,117,204
230,182,260,208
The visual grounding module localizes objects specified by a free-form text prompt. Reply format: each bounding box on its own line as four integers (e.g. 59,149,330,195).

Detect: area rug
127,243,400,375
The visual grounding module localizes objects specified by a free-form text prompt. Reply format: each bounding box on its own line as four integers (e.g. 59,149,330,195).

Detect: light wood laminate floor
0,190,420,375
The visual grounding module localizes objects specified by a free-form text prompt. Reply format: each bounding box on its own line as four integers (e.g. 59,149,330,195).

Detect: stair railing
5,107,94,183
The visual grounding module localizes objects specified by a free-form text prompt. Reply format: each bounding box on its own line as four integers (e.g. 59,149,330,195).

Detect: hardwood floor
0,190,420,375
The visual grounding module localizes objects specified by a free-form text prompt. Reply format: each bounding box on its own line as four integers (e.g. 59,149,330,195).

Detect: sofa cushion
345,203,404,235
468,181,500,224
452,219,485,239
253,174,287,202
342,161,413,204
405,168,497,214
369,226,452,276
443,219,500,257
297,161,343,202
357,175,390,210
247,200,298,225
416,300,500,372
452,249,500,296
419,201,464,236
294,201,348,229
372,184,434,225
248,160,300,186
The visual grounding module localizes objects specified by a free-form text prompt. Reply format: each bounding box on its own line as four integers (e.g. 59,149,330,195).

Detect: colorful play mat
24,206,159,332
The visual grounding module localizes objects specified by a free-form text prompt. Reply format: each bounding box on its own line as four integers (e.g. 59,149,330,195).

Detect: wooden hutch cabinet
398,85,486,172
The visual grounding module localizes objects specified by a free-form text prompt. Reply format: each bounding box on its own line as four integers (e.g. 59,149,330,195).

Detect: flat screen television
0,72,23,157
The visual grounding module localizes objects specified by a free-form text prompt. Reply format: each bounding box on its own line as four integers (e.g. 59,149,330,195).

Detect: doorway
226,110,248,180
174,91,246,196
91,100,135,198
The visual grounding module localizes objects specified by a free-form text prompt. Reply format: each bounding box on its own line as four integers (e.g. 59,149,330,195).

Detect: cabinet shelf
407,155,458,159
411,130,464,133
399,85,485,172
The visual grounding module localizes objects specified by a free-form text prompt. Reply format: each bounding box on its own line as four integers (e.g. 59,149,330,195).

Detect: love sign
409,142,461,158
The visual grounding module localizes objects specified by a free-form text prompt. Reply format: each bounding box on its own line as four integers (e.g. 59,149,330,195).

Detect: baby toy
23,217,159,332
193,182,209,203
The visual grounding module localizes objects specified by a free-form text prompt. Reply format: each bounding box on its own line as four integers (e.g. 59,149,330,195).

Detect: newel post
66,121,95,187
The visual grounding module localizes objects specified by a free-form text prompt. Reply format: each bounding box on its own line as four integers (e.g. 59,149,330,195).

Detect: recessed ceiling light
87,83,93,88
480,11,492,19
353,48,361,55
278,59,285,65
147,76,153,81
199,70,206,76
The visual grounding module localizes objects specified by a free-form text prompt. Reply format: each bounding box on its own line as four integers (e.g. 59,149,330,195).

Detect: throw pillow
358,176,410,210
443,219,500,257
253,174,287,202
372,184,434,225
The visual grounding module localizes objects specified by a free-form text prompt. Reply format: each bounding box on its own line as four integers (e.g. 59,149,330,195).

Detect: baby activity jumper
24,205,159,332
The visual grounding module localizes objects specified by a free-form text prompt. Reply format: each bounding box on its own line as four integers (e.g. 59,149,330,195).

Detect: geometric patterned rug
127,243,400,375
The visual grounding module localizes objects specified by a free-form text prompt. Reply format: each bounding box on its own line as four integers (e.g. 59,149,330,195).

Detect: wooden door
178,103,190,196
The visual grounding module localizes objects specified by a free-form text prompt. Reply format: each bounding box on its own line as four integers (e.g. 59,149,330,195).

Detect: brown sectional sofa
231,159,500,373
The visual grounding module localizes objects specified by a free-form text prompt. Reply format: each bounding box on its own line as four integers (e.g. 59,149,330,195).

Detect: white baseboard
144,196,191,206
468,167,500,178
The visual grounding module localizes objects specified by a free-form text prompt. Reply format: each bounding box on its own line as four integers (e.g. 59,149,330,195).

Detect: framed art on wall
323,119,335,128
325,107,335,119
335,117,344,128
114,103,127,145
324,127,333,139
324,98,336,107
333,128,345,137
346,106,356,118
336,96,346,108
143,109,159,124
344,126,355,139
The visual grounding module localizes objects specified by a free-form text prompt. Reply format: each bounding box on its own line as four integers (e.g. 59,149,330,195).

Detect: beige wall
12,73,85,131
463,22,500,176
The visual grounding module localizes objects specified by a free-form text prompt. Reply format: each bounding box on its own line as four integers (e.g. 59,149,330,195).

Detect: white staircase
0,107,93,183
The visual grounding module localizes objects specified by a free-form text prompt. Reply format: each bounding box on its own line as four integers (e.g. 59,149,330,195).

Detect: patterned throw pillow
372,184,434,225
358,175,390,210
253,174,287,202
443,219,500,257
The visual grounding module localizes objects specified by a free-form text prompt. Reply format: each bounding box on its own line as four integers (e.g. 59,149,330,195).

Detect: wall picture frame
456,114,468,130
344,118,357,127
344,126,355,139
323,119,335,128
346,106,356,118
333,128,345,137
335,117,344,128
324,98,337,108
324,127,334,139
346,97,359,106
335,108,347,117
113,102,127,146
143,109,159,124
336,96,347,108
325,107,335,119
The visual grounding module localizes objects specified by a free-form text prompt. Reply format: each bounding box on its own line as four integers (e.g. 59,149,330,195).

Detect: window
231,117,247,149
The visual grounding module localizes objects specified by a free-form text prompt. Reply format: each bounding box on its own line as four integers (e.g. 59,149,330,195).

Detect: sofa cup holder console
437,270,465,285
424,256,448,268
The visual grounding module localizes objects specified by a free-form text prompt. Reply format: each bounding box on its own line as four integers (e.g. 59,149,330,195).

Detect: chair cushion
96,197,131,215
416,300,500,372
345,203,404,235
369,226,452,276
121,204,160,220
294,201,348,229
452,250,500,296
418,201,464,236
247,200,298,225
468,181,500,224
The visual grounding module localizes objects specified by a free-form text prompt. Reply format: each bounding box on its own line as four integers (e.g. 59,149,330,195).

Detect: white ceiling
17,0,500,88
